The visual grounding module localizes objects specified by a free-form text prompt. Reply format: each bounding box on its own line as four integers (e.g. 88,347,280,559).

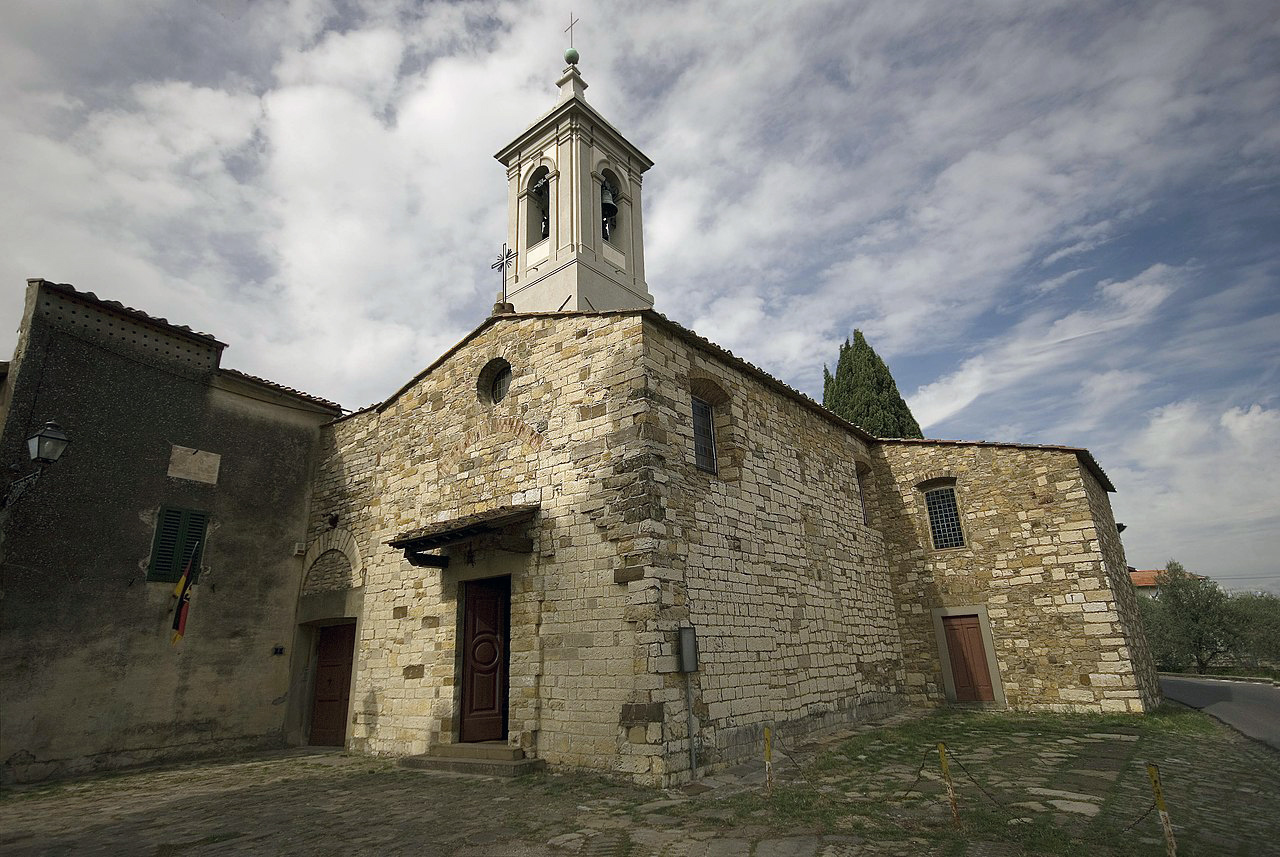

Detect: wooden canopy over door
459,577,511,742
310,622,356,745
943,615,995,702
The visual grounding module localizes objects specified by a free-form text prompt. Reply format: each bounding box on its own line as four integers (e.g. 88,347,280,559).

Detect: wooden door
943,615,995,702
460,577,510,742
309,623,355,746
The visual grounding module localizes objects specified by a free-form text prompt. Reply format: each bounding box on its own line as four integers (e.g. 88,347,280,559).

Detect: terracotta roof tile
34,279,226,346
1129,569,1206,587
218,368,342,413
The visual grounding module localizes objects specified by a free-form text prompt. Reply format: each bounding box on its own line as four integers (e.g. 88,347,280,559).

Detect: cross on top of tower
564,12,580,66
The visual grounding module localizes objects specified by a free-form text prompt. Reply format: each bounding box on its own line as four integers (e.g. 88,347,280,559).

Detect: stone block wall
1079,467,1161,709
872,442,1158,712
307,313,667,776
635,319,905,784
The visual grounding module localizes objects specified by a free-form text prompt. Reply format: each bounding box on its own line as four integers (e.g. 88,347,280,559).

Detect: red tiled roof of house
1129,568,1206,587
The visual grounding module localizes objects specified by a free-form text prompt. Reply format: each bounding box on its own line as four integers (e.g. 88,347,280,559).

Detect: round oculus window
490,365,512,402
477,357,513,404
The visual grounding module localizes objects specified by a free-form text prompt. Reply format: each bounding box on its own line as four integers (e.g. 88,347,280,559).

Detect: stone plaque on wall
168,445,221,484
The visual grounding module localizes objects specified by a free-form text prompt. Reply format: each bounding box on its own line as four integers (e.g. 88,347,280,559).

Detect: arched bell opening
525,166,551,248
600,170,621,244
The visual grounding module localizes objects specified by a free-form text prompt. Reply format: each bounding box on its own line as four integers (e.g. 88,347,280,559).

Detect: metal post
938,742,959,825
1146,762,1178,857
684,673,697,779
764,725,774,793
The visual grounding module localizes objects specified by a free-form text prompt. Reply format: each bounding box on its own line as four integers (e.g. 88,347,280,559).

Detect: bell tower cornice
492,52,654,314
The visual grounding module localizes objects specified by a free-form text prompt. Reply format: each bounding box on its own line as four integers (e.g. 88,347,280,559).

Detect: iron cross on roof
492,243,517,305
565,12,579,47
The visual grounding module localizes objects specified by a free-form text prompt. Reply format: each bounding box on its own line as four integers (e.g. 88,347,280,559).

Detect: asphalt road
1160,675,1280,749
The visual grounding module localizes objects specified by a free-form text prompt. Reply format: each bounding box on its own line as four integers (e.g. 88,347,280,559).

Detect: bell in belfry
601,182,618,219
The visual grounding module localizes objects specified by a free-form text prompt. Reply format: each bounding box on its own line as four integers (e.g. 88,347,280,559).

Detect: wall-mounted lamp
1116,522,1127,533
3,421,71,509
28,421,71,464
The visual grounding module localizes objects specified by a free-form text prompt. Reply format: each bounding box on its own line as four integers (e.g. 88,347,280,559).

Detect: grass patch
727,707,1227,856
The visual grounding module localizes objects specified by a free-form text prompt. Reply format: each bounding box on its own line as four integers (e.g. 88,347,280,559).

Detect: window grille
692,396,717,473
925,486,965,549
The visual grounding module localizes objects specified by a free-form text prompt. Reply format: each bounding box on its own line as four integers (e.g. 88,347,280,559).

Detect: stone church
0,58,1158,787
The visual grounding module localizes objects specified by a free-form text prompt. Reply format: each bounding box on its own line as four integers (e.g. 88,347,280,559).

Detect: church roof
493,67,653,170
356,308,1115,491
878,437,1116,492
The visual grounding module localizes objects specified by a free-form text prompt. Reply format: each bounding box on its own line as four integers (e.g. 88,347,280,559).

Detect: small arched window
525,167,550,247
855,461,872,525
689,377,731,475
919,479,965,549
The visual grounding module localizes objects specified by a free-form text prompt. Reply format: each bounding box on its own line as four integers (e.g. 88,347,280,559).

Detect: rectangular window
148,506,209,583
925,486,965,549
692,396,717,473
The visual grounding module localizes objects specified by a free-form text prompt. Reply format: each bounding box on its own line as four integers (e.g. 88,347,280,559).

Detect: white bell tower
493,50,654,313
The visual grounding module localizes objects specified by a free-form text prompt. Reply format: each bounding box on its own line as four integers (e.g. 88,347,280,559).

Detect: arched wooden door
459,577,511,742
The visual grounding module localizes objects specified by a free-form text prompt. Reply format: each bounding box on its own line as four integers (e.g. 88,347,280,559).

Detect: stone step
399,749,544,778
426,742,525,761
398,742,543,778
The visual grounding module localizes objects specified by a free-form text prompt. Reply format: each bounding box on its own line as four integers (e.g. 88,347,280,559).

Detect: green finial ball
564,47,579,65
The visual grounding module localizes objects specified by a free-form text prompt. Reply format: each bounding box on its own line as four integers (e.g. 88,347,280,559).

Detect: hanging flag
171,540,200,645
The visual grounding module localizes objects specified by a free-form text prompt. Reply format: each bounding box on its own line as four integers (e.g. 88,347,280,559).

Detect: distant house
1128,568,1206,597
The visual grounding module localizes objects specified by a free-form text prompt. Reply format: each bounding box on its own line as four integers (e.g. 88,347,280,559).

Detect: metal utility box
678,626,699,673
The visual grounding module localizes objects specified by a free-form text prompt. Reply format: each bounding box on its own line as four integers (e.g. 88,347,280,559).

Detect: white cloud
1112,401,1280,592
908,265,1179,428
0,0,1276,586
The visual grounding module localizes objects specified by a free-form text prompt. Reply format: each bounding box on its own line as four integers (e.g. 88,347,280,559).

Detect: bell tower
494,50,654,313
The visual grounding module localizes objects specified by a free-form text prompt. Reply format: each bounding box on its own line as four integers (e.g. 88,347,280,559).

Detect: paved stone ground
2,707,1277,856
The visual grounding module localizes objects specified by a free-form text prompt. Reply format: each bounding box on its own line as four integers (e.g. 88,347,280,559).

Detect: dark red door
460,577,510,742
943,615,995,702
309,623,355,745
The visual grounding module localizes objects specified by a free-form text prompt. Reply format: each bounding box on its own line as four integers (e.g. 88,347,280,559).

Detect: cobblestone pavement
2,708,1277,856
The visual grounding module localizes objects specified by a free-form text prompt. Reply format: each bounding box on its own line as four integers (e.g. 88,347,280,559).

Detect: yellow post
938,742,959,825
764,726,774,793
1146,762,1178,857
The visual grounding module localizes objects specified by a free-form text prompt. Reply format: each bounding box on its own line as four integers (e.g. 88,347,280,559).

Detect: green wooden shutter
148,508,184,582
178,510,209,583
148,507,209,582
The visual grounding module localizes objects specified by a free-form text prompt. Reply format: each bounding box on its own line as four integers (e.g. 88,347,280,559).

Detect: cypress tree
822,330,924,438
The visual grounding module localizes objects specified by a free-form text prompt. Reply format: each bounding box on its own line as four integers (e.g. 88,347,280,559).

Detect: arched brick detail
689,376,730,406
450,416,546,460
915,470,958,489
302,527,364,591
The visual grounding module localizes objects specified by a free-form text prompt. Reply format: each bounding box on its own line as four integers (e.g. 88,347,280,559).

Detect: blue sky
2,0,1277,592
